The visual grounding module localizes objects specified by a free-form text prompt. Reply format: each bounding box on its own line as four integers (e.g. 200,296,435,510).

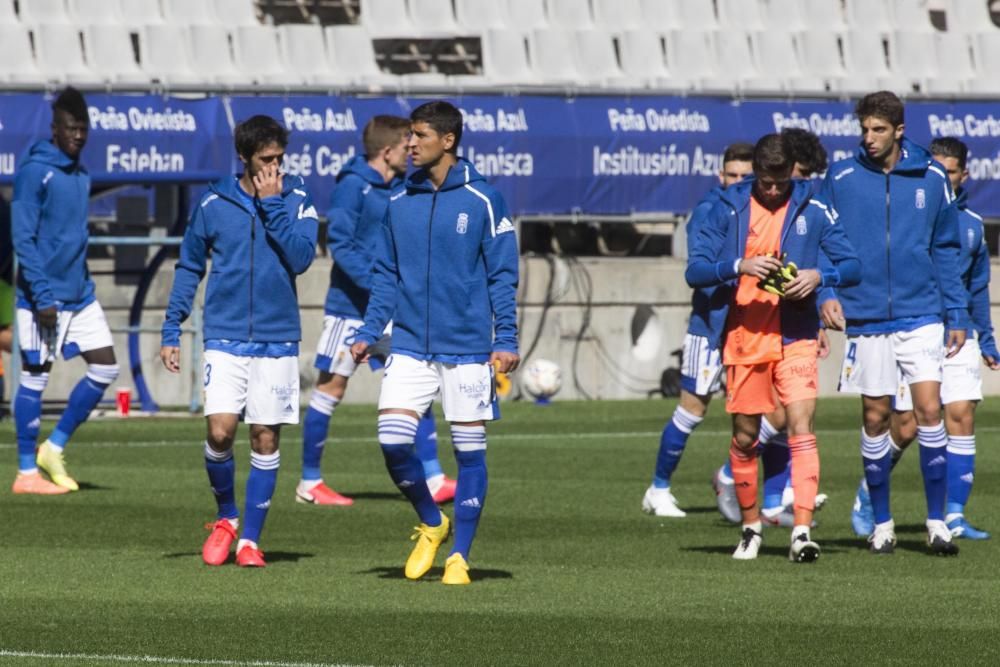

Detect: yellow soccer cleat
404,513,451,580
442,552,471,585
36,442,79,491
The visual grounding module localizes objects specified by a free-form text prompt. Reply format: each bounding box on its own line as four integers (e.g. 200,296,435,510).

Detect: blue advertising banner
2,93,999,217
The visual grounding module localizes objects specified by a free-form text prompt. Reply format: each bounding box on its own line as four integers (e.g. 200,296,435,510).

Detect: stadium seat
638,0,680,31
454,0,507,31
842,31,891,77
360,0,413,36
528,29,580,85
233,25,288,85
506,0,548,30
618,29,669,85
675,0,719,30
796,30,847,89
0,24,45,83
968,32,1000,92
762,0,808,31
33,24,102,84
19,0,71,24
140,24,202,85
717,0,765,30
924,31,975,93
547,0,594,30
279,24,348,86
163,0,219,25
189,25,254,86
408,0,460,36
891,0,936,32
892,31,939,91
752,31,807,92
574,29,628,87
948,0,999,33
714,31,773,92
119,0,164,27
666,30,719,90
592,0,643,31
68,0,122,24
83,24,148,85
214,0,260,26
0,0,16,24
844,0,893,33
324,25,399,89
478,29,535,85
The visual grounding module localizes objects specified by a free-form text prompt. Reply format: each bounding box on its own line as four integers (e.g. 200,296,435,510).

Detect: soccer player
350,101,519,585
642,142,753,518
849,136,997,540
819,91,967,556
687,133,860,561
300,115,454,507
161,115,318,567
10,87,119,495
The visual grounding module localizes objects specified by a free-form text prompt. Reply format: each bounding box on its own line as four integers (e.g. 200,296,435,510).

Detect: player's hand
817,328,831,359
252,162,283,199
36,306,57,329
160,345,180,373
820,298,845,331
738,255,783,280
491,350,520,374
982,353,1000,370
946,329,967,358
350,340,370,364
782,268,821,301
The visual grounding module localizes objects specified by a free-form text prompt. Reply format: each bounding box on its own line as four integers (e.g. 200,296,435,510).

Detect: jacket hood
716,176,813,216
337,154,396,187
955,187,968,210
405,158,486,193
20,139,82,171
855,136,933,175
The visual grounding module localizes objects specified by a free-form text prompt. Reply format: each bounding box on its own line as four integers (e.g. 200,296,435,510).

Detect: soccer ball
521,358,562,399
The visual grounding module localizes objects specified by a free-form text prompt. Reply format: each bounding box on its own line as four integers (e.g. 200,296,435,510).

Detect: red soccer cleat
295,481,354,506
202,519,237,566
431,476,457,504
236,544,266,568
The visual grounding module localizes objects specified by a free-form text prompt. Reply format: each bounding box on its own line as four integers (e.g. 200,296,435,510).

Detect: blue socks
204,442,238,520
242,451,280,544
378,414,441,526
861,430,893,525
301,391,338,482
451,425,488,559
758,418,789,511
652,406,702,488
49,364,118,448
917,423,948,521
14,373,47,473
946,434,976,516
415,408,444,480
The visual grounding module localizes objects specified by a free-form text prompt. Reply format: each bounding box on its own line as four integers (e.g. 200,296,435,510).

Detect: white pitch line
0,649,365,667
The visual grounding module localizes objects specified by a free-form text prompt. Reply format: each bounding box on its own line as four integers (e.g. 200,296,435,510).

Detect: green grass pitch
3,397,1000,666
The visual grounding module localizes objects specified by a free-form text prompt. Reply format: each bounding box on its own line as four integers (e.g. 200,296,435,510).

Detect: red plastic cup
116,387,131,417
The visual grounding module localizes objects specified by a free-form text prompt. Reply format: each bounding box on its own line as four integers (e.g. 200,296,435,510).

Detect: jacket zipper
249,211,256,341
885,174,892,320
426,191,438,355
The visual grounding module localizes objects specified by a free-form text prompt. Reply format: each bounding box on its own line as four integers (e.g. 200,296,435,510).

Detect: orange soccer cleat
202,519,238,566
12,472,71,495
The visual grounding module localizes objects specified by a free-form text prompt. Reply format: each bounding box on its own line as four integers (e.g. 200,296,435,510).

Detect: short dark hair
234,115,289,161
52,86,88,123
929,136,969,170
752,134,792,174
855,90,904,127
780,128,828,176
410,100,463,151
723,142,754,165
363,115,411,156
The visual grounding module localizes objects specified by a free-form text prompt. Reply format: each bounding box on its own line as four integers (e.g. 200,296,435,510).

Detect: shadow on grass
337,492,407,501
679,505,721,515
161,551,316,563
681,543,851,556
360,565,514,581
76,481,113,491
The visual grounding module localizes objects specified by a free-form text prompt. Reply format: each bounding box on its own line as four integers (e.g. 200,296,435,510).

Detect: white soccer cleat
789,531,820,563
733,524,763,560
712,467,741,524
868,519,897,555
926,519,960,557
641,485,686,518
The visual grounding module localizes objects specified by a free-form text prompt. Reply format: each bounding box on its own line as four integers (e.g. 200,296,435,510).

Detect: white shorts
204,350,300,425
894,337,983,410
839,323,944,397
313,315,363,377
378,353,498,422
17,300,114,365
680,333,723,396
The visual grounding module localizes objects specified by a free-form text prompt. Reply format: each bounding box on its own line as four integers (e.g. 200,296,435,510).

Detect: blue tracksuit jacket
685,186,731,340
819,138,967,335
955,189,998,359
355,158,519,361
685,178,861,349
324,155,400,319
11,139,95,311
161,175,318,348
